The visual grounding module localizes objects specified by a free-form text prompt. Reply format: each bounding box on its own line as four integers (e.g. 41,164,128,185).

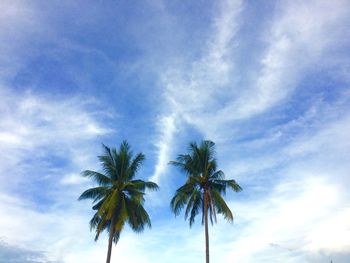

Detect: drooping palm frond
78,186,110,202
126,180,159,192
210,189,233,222
125,197,152,232
81,170,113,186
171,189,191,216
169,154,194,175
184,188,202,227
214,179,243,193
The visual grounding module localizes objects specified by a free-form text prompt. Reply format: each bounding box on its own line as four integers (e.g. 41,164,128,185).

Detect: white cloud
0,86,111,190
0,1,52,81
217,106,350,262
229,0,350,119
149,4,350,261
151,0,244,182
0,0,350,262
150,114,178,185
231,176,350,262
0,86,115,261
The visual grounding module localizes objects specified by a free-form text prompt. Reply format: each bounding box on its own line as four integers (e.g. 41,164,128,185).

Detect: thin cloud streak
0,0,349,262
0,86,111,190
150,114,178,184
150,1,350,262
223,110,350,262
152,0,243,183
229,0,350,119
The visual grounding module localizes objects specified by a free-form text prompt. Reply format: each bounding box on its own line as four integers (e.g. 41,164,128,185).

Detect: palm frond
92,196,107,210
189,191,202,227
98,145,118,179
96,218,109,241
81,170,112,186
105,189,120,219
128,153,145,180
89,211,112,242
113,196,127,234
143,181,159,191
126,180,159,192
89,212,102,231
113,231,121,243
169,154,195,175
115,141,132,181
209,170,224,180
184,188,201,221
209,180,227,195
215,179,242,192
125,197,151,232
171,187,192,216
211,190,233,222
78,186,109,201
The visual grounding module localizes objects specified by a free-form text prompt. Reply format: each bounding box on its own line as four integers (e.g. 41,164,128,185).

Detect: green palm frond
125,197,151,232
127,153,145,180
209,170,224,180
105,190,121,219
126,180,159,192
115,143,132,181
92,196,107,210
78,186,109,201
209,181,227,195
184,188,202,224
81,170,112,186
97,220,109,240
112,231,121,243
211,190,233,222
189,190,202,227
214,179,242,192
112,197,127,234
171,188,192,216
169,155,194,175
89,212,102,231
143,181,159,191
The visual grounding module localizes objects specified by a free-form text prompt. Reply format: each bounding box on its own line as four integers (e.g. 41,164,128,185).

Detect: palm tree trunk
204,190,210,263
106,217,116,263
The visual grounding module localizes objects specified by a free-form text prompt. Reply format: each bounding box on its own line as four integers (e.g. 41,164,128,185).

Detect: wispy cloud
221,106,350,262
0,87,113,261
0,86,112,190
0,0,350,262
152,0,244,183
0,240,61,263
150,114,178,184
228,0,350,119
150,0,350,262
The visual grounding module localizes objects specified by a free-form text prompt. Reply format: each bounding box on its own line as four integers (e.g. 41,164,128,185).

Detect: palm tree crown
170,140,242,263
78,141,159,263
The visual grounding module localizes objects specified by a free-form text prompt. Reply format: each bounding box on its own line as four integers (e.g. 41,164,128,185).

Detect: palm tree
170,140,242,263
78,141,159,263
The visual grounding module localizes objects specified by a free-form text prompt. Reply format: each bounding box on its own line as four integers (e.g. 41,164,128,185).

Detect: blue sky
0,0,350,262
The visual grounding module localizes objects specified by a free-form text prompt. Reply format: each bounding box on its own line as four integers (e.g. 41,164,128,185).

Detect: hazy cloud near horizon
0,241,62,263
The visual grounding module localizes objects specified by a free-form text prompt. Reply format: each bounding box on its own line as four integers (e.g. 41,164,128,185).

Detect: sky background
0,0,350,262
